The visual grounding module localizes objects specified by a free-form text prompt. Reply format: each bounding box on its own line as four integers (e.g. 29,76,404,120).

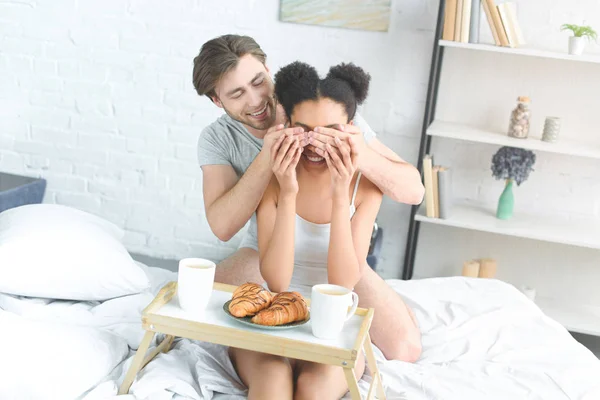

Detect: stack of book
422,155,453,219
442,0,525,48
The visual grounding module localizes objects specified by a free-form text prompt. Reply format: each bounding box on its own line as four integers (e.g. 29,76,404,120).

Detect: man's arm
310,125,424,205
201,126,304,242
201,153,271,242
356,137,424,205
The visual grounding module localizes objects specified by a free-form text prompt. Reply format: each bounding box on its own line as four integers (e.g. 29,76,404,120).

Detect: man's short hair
192,34,267,100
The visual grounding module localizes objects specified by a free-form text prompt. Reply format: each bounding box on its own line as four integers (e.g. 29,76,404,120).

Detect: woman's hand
324,136,357,197
263,124,306,168
310,124,365,168
271,133,302,195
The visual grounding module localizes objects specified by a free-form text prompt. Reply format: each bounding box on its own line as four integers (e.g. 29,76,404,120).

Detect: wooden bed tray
118,281,386,399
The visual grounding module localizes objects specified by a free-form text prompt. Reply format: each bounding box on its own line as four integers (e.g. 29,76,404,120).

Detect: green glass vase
496,179,514,220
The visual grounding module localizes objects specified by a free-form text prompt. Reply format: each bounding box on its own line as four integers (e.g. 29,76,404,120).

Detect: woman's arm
324,138,383,289
256,180,297,293
328,177,382,289
256,136,302,293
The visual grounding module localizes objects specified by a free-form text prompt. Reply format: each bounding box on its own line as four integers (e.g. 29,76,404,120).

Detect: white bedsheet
1,264,599,400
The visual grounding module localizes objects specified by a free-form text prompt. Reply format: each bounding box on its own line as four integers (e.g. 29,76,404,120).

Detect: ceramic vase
496,179,514,220
542,117,561,143
569,36,585,55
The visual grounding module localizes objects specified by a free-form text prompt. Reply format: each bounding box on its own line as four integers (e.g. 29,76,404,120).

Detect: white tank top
287,173,362,297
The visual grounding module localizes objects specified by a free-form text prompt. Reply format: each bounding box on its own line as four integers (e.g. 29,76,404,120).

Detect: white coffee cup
310,284,359,339
178,258,216,316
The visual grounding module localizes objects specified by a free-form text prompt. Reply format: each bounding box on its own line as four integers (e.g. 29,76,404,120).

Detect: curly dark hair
274,61,370,122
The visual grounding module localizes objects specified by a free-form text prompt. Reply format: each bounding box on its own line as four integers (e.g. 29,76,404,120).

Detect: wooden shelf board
427,120,600,160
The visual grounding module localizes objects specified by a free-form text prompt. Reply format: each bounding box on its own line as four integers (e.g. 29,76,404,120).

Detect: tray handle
143,281,177,316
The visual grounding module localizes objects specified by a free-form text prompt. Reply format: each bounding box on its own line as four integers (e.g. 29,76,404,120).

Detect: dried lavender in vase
491,146,536,185
491,146,536,219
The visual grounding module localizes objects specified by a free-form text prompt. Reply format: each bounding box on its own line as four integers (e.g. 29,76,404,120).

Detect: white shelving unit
417,203,600,335
535,297,600,336
411,39,600,337
415,202,600,250
439,40,600,65
427,120,600,160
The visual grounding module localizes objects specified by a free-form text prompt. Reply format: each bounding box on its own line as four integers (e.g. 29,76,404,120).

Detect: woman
228,61,383,400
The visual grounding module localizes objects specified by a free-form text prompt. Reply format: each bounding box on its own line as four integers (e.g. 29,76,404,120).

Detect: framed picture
280,0,391,32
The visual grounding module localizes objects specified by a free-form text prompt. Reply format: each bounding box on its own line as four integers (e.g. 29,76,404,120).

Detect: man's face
212,54,276,131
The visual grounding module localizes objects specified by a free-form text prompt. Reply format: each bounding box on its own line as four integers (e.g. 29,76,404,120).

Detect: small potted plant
491,146,536,220
560,23,597,55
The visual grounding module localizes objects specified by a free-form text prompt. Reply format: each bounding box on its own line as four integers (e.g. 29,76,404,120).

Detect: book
484,0,509,46
460,0,472,43
443,0,458,41
422,155,436,218
469,0,481,43
504,2,526,45
497,3,517,47
496,4,517,47
454,0,464,42
481,0,501,45
432,166,440,218
438,167,453,219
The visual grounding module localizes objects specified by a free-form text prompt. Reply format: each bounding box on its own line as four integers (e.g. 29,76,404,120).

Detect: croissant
229,282,273,317
251,291,309,326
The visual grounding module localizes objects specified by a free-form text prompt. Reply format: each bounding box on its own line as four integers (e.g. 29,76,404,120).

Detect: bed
1,205,599,400
0,265,598,400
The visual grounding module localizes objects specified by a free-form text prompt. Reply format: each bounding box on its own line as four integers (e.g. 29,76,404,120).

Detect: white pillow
0,204,150,301
0,310,129,400
0,203,124,240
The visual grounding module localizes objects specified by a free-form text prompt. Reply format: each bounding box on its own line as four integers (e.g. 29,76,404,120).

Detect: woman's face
290,97,349,170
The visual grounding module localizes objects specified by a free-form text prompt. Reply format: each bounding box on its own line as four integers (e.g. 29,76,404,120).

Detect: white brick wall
1,0,599,282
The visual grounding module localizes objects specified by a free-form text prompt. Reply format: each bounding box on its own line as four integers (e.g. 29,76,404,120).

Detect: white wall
0,0,436,275
1,0,599,286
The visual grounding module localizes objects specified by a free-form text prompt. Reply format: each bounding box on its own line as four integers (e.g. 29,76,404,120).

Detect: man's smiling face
212,54,277,131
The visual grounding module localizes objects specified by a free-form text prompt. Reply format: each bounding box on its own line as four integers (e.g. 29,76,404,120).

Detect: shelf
427,120,600,160
415,202,600,250
439,40,600,65
535,297,600,336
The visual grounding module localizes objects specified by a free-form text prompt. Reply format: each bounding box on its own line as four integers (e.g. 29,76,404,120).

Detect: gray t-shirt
197,112,377,250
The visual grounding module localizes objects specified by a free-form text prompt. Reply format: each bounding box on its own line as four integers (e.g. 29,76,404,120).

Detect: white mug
178,258,216,316
310,284,359,339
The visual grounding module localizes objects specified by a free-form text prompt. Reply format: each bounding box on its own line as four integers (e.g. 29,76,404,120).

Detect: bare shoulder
356,174,383,206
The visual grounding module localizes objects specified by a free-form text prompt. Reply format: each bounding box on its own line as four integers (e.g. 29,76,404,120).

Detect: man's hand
261,124,307,166
308,124,366,166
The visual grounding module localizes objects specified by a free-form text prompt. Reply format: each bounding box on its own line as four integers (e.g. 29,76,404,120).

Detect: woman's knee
260,354,294,378
294,358,365,400
382,336,422,363
230,348,293,386
294,370,323,400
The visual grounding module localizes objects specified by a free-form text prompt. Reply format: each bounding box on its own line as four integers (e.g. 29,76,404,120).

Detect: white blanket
1,264,599,400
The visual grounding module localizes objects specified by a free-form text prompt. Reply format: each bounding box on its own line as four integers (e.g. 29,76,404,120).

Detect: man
192,34,423,362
